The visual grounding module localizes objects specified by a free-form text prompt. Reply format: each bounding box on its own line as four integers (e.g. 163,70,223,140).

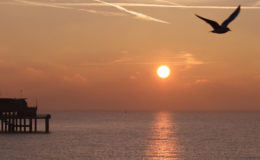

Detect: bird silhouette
195,5,241,34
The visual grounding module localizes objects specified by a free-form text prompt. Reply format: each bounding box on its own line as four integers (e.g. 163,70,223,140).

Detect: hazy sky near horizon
0,0,260,110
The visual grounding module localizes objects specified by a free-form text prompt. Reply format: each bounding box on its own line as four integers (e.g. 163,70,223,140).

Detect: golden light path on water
144,112,181,160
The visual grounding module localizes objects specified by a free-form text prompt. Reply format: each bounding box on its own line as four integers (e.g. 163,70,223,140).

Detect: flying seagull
195,5,241,34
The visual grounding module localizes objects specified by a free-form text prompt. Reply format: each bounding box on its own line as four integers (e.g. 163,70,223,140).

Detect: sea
1,111,260,160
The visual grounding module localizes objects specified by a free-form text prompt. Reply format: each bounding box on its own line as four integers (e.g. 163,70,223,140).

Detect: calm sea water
1,111,260,160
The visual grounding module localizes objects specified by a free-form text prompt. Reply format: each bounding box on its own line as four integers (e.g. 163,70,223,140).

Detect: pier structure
0,98,51,133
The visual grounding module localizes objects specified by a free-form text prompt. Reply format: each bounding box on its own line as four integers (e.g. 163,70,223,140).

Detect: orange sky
0,0,260,110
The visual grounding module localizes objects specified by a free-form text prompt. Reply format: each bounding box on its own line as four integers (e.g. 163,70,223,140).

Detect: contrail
154,0,180,6
11,0,260,25
14,0,170,24
93,0,170,24
14,0,125,17
78,9,125,16
14,0,71,9
51,2,260,10
0,2,18,5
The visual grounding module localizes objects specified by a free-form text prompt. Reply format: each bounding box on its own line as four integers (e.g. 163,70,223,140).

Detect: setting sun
157,65,170,79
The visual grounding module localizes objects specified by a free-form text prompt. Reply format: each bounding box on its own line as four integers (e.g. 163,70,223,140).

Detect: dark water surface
1,111,260,160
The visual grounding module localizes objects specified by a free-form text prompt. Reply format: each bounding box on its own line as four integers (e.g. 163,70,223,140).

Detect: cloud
0,2,18,5
179,52,204,66
112,57,133,64
14,0,71,9
49,2,260,10
93,0,170,24
151,52,205,70
14,0,125,17
13,0,169,23
11,0,260,26
154,0,181,5
142,50,205,68
25,67,45,78
78,8,125,16
195,79,211,84
98,50,206,72
254,1,260,6
62,73,87,85
129,75,137,80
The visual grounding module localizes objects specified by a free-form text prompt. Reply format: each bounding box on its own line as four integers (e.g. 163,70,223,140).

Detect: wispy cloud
0,2,18,5
13,0,168,23
78,51,205,72
51,2,260,10
11,0,260,25
14,0,71,9
14,0,125,17
154,0,180,5
195,79,211,85
179,53,204,65
112,57,133,64
62,73,87,86
93,0,170,24
254,1,260,6
78,8,125,16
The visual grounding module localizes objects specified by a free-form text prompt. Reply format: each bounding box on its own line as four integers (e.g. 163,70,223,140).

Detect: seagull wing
195,14,220,30
221,5,241,27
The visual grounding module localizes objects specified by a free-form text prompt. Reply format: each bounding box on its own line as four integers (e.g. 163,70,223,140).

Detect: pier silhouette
0,98,51,133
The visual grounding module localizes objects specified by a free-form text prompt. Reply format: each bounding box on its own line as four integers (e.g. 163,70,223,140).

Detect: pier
0,98,51,133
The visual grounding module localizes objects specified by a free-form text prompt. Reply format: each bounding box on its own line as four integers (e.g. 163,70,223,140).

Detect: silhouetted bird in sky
195,5,241,34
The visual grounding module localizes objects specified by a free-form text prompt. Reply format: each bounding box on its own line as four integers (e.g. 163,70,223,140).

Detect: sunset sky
0,0,260,110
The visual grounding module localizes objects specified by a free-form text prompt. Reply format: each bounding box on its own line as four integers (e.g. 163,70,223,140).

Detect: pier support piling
34,118,37,133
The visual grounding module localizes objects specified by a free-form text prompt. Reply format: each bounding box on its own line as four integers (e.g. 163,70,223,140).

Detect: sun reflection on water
143,112,181,160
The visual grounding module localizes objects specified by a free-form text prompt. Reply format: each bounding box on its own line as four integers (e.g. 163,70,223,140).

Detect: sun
157,65,170,79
